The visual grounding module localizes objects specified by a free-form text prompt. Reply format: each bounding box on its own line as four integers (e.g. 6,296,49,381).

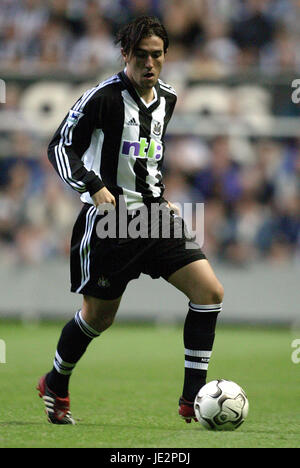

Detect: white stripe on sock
53,351,75,375
184,349,212,358
184,360,209,370
189,302,223,312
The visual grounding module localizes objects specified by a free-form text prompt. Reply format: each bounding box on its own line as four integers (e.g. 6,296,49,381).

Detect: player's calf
182,301,222,403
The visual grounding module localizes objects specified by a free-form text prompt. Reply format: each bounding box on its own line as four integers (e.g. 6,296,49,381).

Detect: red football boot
37,374,75,425
178,396,198,423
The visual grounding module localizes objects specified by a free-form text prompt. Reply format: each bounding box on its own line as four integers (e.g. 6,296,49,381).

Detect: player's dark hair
115,16,169,55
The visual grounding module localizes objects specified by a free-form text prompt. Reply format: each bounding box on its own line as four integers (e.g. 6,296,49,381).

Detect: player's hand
92,186,116,212
167,200,180,216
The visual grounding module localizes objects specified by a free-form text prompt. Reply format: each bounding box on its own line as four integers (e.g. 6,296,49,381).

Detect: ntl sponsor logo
121,138,163,161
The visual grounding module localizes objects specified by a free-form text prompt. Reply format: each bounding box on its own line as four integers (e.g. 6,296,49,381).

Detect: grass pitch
0,320,299,448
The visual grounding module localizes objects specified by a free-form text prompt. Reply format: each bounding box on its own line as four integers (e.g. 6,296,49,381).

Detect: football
194,379,249,431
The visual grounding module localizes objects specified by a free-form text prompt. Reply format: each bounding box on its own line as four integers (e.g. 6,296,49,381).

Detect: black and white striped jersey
48,70,177,209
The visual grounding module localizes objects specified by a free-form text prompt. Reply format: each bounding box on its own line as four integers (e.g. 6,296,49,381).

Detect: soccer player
37,16,224,424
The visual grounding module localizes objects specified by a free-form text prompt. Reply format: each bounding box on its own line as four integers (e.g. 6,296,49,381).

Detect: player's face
122,35,166,94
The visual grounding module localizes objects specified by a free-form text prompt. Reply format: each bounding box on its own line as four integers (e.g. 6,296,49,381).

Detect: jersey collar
118,70,161,113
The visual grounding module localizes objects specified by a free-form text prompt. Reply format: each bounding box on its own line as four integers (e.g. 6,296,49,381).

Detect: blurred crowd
0,128,299,267
163,135,300,265
1,0,300,75
0,0,299,267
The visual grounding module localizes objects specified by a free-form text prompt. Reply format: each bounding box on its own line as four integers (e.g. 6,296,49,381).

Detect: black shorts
70,203,206,300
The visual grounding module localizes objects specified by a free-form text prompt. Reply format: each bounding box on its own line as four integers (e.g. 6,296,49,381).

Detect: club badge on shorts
98,275,111,288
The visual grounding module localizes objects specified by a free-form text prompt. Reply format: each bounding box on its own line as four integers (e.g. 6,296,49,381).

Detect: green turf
0,320,299,448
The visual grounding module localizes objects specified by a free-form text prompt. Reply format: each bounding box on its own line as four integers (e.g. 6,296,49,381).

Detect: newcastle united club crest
152,120,162,136
98,275,111,288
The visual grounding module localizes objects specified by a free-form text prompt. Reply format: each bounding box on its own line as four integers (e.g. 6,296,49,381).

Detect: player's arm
48,92,109,200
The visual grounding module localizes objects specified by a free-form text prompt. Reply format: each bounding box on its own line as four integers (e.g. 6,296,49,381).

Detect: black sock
182,302,222,402
46,310,100,398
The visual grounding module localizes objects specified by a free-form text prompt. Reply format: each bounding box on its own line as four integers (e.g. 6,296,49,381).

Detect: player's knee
97,310,116,331
84,307,116,332
82,295,121,332
191,281,224,306
82,303,117,332
211,282,224,305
